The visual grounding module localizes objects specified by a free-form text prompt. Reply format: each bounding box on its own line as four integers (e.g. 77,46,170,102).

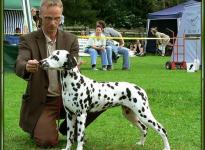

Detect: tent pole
21,0,33,33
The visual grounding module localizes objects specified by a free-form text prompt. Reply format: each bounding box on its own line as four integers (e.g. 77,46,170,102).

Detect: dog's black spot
126,88,131,99
80,103,84,109
90,103,95,109
69,131,73,140
51,55,59,61
98,93,101,97
119,95,126,100
148,120,152,123
76,103,79,107
133,98,137,103
73,87,78,92
104,95,108,98
138,91,146,101
102,102,114,109
69,72,74,78
63,71,68,78
63,82,67,89
86,87,90,95
73,96,77,101
107,84,114,89
73,72,78,80
142,106,145,112
80,93,83,96
115,82,119,86
76,83,81,89
71,82,75,87
80,136,84,142
80,76,85,84
65,107,73,120
157,123,161,129
56,51,60,55
138,110,141,114
162,128,167,137
138,120,146,130
84,98,88,103
134,86,141,90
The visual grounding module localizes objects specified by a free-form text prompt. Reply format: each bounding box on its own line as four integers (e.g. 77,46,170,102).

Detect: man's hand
26,59,39,73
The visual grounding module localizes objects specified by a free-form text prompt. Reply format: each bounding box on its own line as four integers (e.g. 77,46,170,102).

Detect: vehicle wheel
165,61,171,69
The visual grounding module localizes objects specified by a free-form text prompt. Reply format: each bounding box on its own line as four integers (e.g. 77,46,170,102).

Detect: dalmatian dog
40,50,170,150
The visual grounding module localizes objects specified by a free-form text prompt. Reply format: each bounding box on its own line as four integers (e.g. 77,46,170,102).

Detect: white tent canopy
171,2,201,65
145,0,199,53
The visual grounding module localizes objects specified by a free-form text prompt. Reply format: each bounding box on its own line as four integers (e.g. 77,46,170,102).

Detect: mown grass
4,55,201,150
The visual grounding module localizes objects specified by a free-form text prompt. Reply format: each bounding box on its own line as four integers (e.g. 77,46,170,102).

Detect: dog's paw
163,148,170,150
136,141,144,146
62,148,70,150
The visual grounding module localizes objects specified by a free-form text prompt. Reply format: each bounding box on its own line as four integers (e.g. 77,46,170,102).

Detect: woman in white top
85,27,108,70
151,27,170,56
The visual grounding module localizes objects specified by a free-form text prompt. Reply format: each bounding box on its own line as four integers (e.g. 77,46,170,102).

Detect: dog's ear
63,53,77,70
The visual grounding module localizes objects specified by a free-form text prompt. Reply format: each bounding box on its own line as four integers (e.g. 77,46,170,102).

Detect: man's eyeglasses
43,16,61,22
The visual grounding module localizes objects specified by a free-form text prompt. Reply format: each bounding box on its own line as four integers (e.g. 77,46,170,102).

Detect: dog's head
40,50,77,70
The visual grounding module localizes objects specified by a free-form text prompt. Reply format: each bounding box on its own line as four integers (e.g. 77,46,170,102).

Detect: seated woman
85,27,108,70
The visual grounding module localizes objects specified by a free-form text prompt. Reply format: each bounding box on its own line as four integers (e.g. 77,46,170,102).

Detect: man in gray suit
16,0,104,148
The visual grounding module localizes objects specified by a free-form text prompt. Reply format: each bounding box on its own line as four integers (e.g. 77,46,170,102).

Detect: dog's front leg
62,111,76,150
76,112,87,150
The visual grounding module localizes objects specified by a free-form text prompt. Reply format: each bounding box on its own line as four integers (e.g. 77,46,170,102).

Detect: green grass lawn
4,55,201,150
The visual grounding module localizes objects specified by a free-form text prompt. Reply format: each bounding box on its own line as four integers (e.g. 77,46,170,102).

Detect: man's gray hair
40,0,63,15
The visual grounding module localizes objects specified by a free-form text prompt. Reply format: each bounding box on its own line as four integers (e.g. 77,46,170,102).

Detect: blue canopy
148,0,199,19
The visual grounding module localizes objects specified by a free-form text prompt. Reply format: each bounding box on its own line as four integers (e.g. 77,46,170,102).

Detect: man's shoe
92,67,98,70
122,67,129,71
102,65,107,71
92,64,98,70
59,120,67,136
107,65,113,71
112,52,120,63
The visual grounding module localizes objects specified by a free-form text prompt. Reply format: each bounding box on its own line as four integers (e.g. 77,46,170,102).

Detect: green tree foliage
62,0,186,29
62,0,97,26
